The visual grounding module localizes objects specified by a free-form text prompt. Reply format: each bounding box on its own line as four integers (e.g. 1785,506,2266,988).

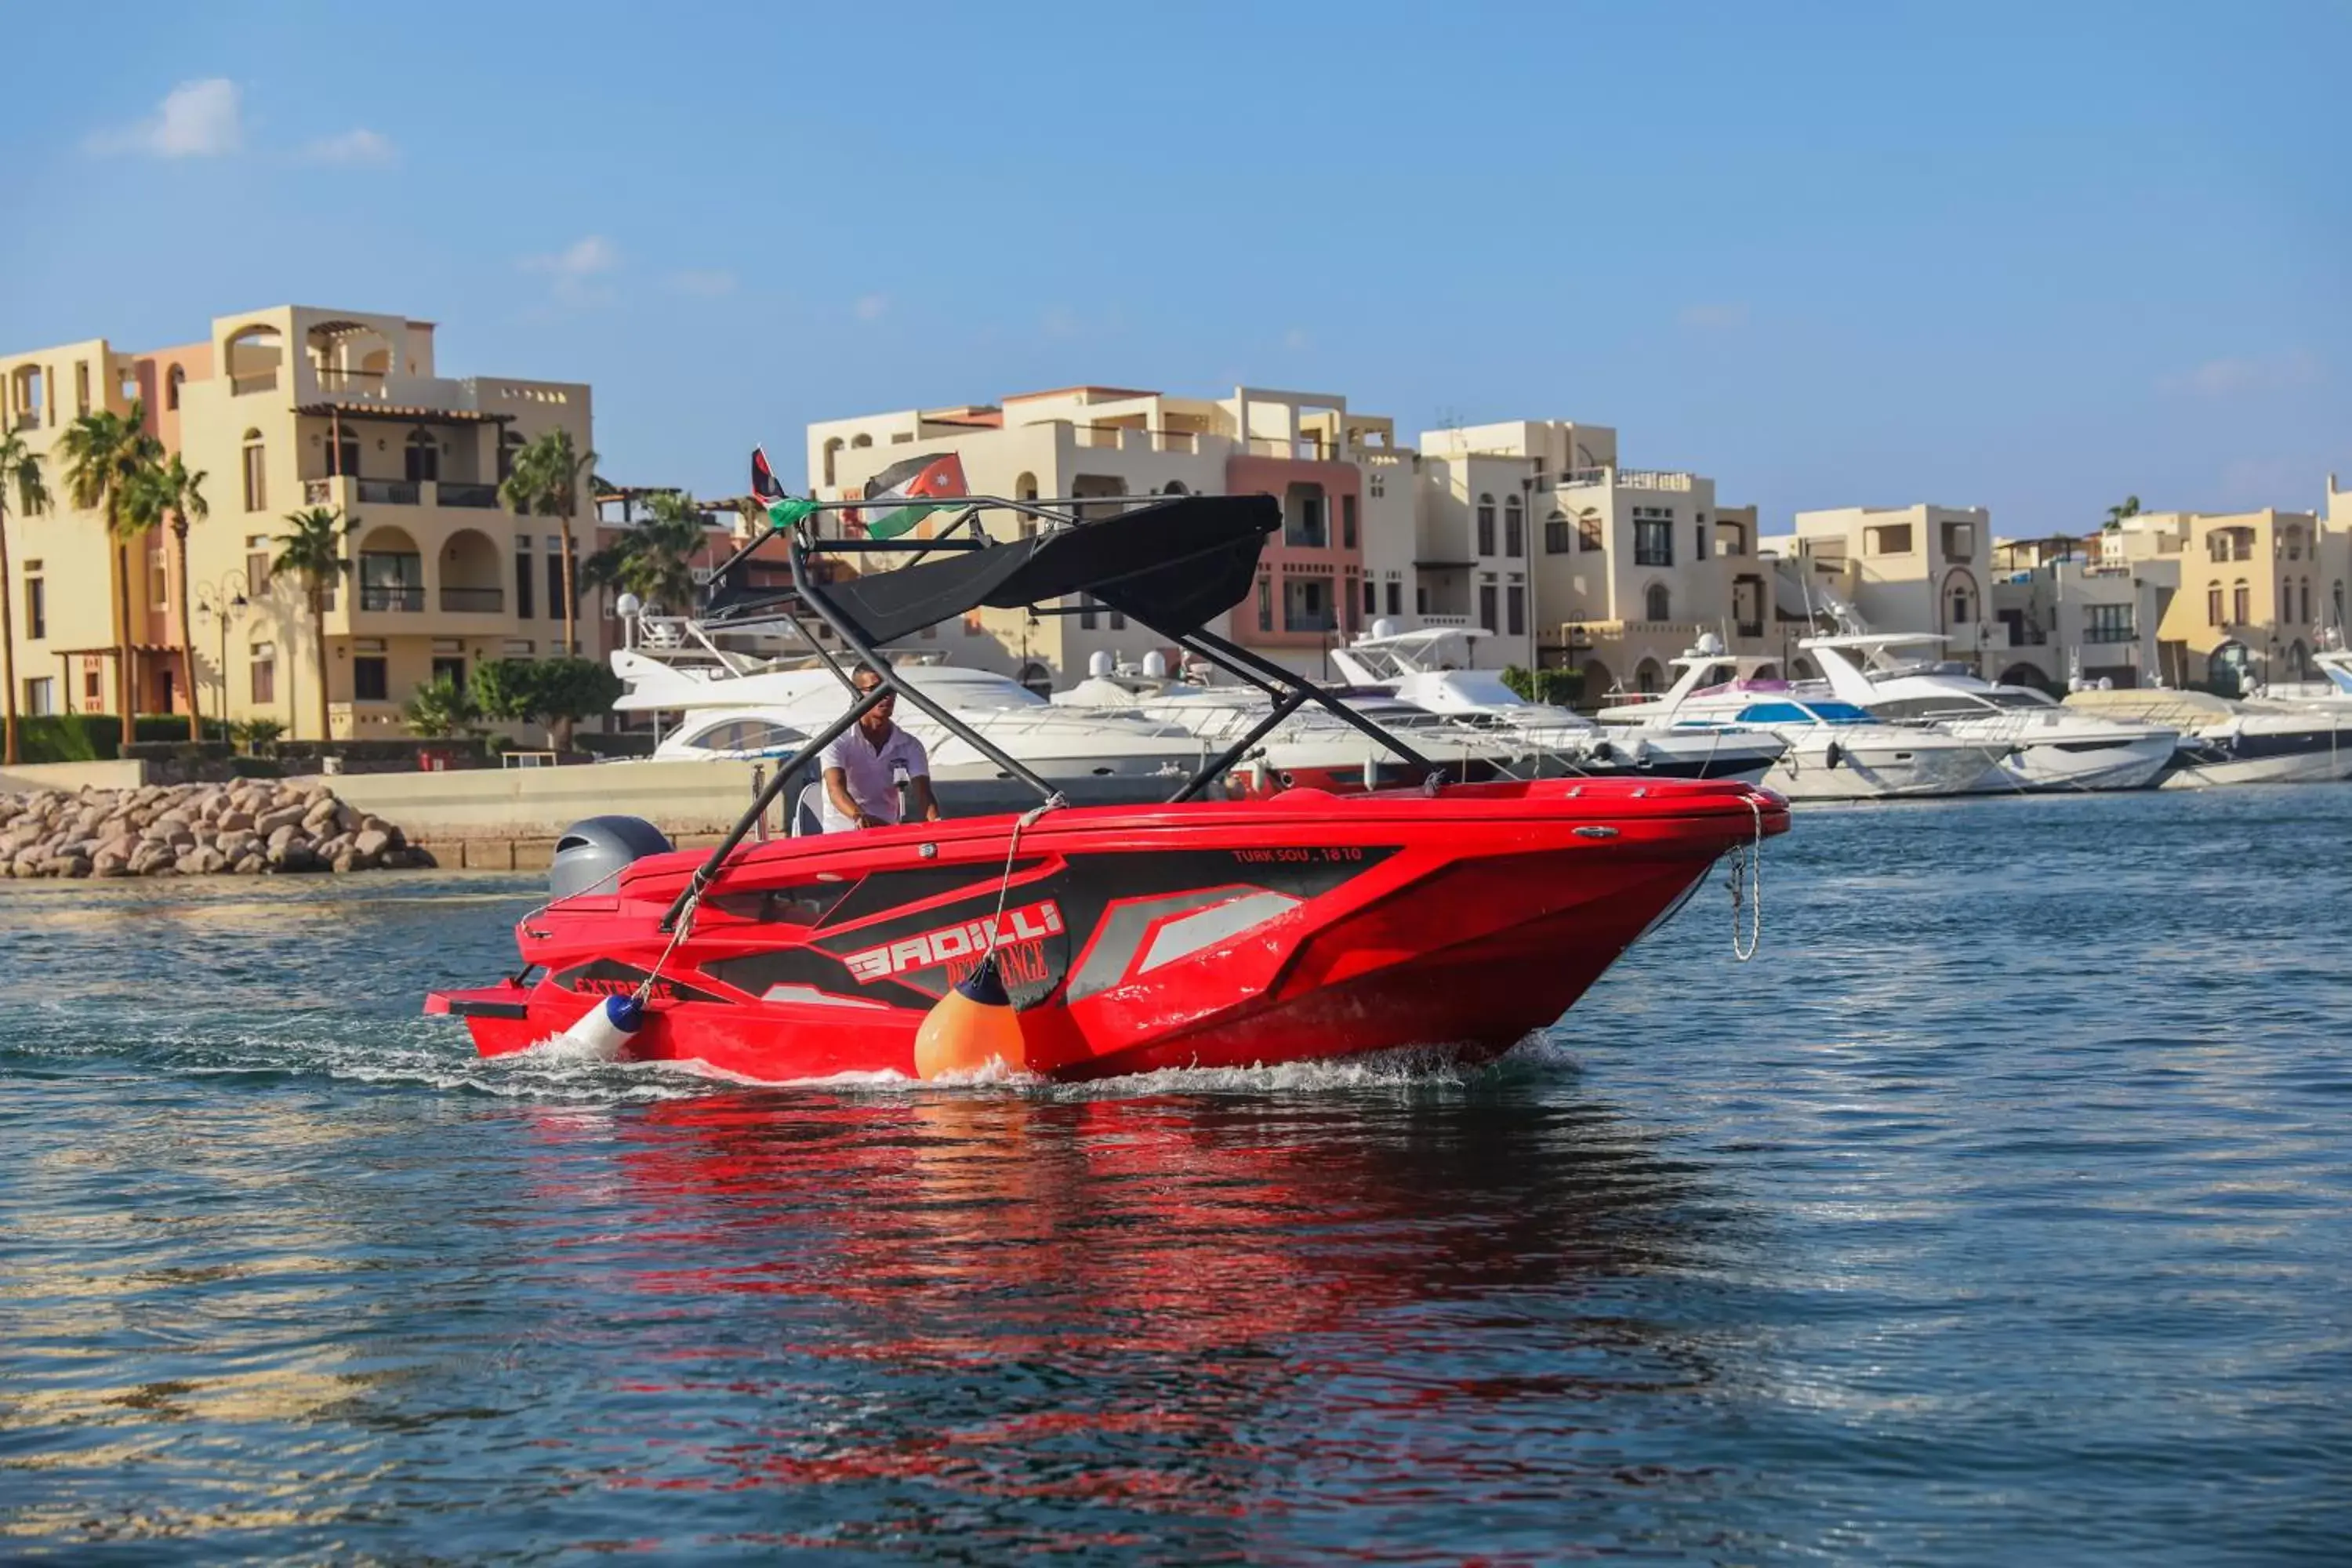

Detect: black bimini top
821,493,1280,645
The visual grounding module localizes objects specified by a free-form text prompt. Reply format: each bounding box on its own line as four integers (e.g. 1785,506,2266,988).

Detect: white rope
633,884,702,1007
982,793,1067,962
1729,794,1764,961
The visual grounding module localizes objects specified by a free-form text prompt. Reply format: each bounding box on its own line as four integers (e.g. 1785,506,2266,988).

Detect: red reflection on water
520,1090,1705,1526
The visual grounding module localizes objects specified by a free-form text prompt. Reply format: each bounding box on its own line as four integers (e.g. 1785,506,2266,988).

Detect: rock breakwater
0,781,435,879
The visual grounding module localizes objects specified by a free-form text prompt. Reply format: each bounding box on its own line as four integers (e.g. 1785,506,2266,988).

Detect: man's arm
909,775,943,822
824,765,879,829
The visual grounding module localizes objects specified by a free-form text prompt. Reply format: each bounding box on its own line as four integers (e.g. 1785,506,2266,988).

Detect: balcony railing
359,585,425,612
440,586,504,613
231,372,278,395
314,368,386,392
358,479,420,505
1284,612,1338,633
438,481,501,508
1736,620,1766,638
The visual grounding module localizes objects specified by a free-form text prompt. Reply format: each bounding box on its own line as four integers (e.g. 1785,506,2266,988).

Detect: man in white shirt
819,666,942,832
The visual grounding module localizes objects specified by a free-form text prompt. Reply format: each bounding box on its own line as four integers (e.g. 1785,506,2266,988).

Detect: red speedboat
428,486,1787,1082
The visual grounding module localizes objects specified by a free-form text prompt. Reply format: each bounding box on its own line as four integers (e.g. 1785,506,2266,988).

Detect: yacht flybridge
1596,637,2006,800
1803,633,2179,792
428,485,1787,1083
1328,623,1787,784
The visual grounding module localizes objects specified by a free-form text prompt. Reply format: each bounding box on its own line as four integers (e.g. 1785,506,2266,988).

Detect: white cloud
88,78,244,158
519,235,619,308
2158,351,2322,398
1677,302,1748,331
666,269,737,298
1282,326,1312,351
298,128,396,166
853,292,891,321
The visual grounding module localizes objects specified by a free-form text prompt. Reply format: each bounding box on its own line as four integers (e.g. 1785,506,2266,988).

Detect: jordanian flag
852,452,967,540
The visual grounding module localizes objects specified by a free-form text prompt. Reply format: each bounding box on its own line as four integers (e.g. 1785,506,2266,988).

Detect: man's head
853,665,896,738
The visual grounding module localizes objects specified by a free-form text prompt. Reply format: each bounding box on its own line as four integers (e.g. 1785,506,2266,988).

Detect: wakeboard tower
427,477,1788,1082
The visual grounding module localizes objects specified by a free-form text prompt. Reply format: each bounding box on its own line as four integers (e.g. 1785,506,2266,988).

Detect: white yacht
1595,639,2008,800
611,615,1211,798
1328,623,1786,784
1054,651,1526,794
1804,633,2178,792
2063,687,2352,787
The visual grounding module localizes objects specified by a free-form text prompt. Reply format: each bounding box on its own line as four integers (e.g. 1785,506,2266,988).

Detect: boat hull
1976,731,2176,793
1762,733,2004,800
430,779,1787,1083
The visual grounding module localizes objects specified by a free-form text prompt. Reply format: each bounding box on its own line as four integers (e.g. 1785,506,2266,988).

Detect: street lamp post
194,573,249,735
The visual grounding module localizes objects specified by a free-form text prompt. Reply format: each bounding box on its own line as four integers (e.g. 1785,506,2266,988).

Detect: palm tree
131,454,209,742
0,430,53,766
581,490,707,612
500,428,598,656
56,403,162,747
2103,495,2142,532
270,506,360,742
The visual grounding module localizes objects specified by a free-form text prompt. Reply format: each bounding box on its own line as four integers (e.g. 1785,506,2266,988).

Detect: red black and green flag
851,452,967,540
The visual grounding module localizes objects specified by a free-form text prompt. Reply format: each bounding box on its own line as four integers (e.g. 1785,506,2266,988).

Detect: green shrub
1499,665,1581,708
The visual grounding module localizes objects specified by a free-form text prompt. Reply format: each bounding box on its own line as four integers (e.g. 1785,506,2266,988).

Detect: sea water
2,787,2347,1563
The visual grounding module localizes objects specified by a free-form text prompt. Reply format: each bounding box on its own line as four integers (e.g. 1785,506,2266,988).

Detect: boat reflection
515,1083,1739,1546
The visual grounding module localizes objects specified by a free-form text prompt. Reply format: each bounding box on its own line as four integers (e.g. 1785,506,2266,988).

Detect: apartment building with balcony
1788,504,1993,673
808,386,1403,683
1984,536,2177,691
2099,503,2348,691
1,305,598,739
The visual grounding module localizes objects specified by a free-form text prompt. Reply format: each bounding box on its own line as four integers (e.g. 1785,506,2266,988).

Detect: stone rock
253,804,307,836
274,841,320,873
44,854,91,878
330,851,358,873
99,832,140,863
231,852,264,875
266,824,301,854
216,809,254,833
333,803,361,835
93,851,130,877
351,828,392,862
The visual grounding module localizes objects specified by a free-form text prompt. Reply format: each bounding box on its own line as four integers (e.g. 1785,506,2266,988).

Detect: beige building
808,393,1770,700
1787,505,1994,673
1984,538,2177,691
1,305,598,739
2098,502,2348,691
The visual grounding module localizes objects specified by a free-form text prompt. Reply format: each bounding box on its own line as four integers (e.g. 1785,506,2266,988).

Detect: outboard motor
549,815,674,902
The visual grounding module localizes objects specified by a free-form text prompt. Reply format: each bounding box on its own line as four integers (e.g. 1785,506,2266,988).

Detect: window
1544,512,1570,554
1475,495,1496,557
251,648,275,703
2299,579,2311,626
1948,582,1975,627
1344,579,1361,633
247,547,270,599
1284,484,1328,548
83,666,101,703
1634,508,1673,567
1283,577,1332,632
432,655,465,688
241,431,266,511
1506,584,1526,637
1362,579,1377,615
1504,495,1523,558
1580,514,1603,553
515,544,535,619
1341,494,1359,550
1078,593,1098,631
2085,604,2135,644
1416,584,1428,615
74,361,89,416
1479,583,1497,633
2207,586,2223,626
405,430,438,483
149,559,168,614
1694,522,1708,561
546,553,570,621
1257,577,1273,633
2337,582,2347,629
353,656,389,702
334,433,359,478
24,576,42,641
1646,583,1671,622
360,550,423,611
1865,523,1913,555
1385,580,1401,616
23,677,53,717
2232,581,2250,625
165,365,185,411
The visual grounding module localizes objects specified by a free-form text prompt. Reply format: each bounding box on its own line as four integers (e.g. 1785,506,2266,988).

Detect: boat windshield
1737,699,1874,724
1442,673,1533,708
901,669,1051,710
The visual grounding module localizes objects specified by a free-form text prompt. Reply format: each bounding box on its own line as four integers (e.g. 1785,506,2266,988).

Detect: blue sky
4,1,2347,534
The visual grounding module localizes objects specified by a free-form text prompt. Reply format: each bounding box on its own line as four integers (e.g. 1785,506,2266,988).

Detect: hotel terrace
0,305,600,739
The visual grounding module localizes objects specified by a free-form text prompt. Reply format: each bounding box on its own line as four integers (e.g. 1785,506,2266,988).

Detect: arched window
1944,569,1979,630
821,436,844,487
851,433,873,449
2232,579,2250,625
2299,579,2311,627
1161,481,1189,495
404,428,438,483
1578,512,1603,553
1503,495,1523,557
1475,493,1496,556
1634,657,1665,693
241,429,265,511
165,364,186,411
1645,583,1671,622
2207,585,2223,626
